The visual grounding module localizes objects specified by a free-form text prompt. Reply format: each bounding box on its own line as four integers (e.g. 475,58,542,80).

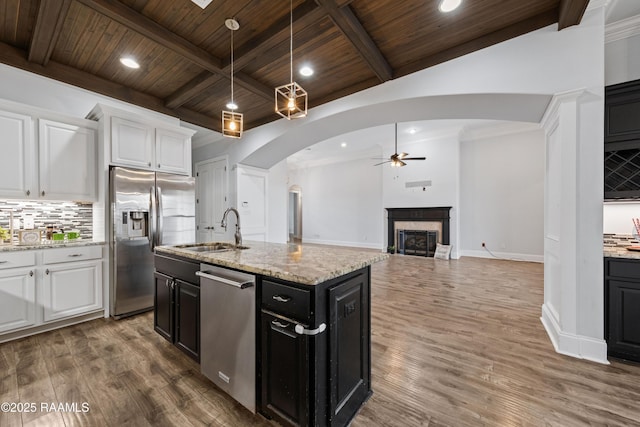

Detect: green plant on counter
0,226,9,242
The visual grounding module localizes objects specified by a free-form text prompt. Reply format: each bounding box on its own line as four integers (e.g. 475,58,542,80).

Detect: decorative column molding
540,89,608,364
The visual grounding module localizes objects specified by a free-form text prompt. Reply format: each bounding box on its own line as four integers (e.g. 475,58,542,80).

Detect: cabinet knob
148,162,151,167
158,164,161,168
26,190,30,196
45,269,50,275
41,191,45,196
271,320,290,329
29,270,33,277
272,295,291,303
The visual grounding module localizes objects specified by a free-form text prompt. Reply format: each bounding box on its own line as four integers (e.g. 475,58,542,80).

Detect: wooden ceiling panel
0,0,589,133
350,0,559,70
1,0,38,48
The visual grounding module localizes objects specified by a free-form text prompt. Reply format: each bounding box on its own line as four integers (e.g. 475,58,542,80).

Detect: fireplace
386,207,451,257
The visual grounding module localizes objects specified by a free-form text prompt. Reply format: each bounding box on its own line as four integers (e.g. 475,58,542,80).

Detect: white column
540,89,607,364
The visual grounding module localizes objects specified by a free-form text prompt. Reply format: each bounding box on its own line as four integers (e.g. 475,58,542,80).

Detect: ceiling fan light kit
275,0,308,120
222,18,243,138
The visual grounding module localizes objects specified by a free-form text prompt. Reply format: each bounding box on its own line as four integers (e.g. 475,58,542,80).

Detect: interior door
195,158,227,243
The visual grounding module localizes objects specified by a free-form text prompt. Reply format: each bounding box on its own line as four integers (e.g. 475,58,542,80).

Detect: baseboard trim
459,249,543,263
541,303,609,364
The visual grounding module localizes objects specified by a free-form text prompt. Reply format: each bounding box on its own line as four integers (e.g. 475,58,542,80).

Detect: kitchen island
154,241,388,427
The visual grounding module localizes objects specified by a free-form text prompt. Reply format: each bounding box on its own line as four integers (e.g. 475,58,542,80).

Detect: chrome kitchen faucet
221,207,242,246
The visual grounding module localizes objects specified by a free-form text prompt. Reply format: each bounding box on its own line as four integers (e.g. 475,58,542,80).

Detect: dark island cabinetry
154,253,200,362
259,267,371,427
605,257,640,362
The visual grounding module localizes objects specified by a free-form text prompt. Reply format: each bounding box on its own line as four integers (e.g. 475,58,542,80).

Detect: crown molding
459,122,542,143
606,14,640,43
587,0,611,12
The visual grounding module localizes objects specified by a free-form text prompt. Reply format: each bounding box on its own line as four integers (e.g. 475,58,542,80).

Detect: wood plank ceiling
0,0,589,133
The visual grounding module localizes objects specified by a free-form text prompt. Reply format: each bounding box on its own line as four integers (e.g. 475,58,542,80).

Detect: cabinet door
261,312,309,427
42,260,102,322
0,109,34,199
155,128,191,175
111,117,154,169
0,268,36,333
607,279,640,361
175,279,199,361
154,271,174,342
328,272,370,427
39,119,97,201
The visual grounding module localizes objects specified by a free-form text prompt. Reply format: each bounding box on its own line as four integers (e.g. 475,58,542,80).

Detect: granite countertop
604,234,640,260
0,240,106,252
156,241,389,286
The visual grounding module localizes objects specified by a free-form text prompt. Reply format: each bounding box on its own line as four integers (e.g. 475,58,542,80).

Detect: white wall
381,135,460,257
603,202,640,234
288,158,383,249
459,129,545,261
605,33,640,85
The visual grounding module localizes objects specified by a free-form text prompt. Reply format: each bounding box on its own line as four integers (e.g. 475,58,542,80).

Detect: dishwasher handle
196,270,254,289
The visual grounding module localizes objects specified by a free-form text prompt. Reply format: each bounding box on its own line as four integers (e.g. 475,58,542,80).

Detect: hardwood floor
2,256,640,426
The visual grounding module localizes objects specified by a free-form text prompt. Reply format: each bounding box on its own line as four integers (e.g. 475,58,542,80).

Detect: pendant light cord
289,0,293,84
231,23,235,105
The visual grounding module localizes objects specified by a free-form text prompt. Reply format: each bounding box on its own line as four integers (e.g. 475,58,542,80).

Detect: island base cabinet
328,274,371,427
154,269,200,362
261,312,310,427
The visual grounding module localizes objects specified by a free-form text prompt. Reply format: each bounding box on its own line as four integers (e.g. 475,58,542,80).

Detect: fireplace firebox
397,230,438,256
386,207,451,258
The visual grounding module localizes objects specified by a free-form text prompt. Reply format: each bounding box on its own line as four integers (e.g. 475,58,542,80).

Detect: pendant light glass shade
275,0,307,120
222,18,243,138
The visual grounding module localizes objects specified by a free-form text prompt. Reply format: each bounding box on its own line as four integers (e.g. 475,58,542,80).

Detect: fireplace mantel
386,207,452,248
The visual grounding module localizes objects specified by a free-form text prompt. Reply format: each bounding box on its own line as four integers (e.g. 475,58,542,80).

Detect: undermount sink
181,243,249,253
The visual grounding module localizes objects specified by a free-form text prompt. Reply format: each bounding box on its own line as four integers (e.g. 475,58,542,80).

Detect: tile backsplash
0,200,93,242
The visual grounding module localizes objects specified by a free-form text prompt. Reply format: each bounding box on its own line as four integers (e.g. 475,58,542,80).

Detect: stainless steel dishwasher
196,264,256,413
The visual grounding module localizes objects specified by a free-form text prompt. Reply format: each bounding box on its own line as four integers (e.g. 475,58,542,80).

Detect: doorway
288,186,302,243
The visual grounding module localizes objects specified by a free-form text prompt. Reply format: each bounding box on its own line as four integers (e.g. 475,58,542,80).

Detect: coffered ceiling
0,0,589,133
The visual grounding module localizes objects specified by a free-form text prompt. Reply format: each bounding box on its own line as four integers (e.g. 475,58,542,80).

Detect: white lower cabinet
0,267,36,333
0,245,104,339
42,259,102,322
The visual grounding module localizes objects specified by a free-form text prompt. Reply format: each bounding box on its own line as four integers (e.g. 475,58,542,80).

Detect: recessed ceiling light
341,142,347,148
226,102,238,110
120,57,140,69
409,128,417,135
439,0,461,13
300,66,314,77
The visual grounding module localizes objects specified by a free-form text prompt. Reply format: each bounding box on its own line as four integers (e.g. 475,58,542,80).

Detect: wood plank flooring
1,255,640,426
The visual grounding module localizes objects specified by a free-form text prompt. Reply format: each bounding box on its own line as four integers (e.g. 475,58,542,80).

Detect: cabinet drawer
43,245,102,264
154,254,199,285
262,280,311,323
0,251,36,270
606,258,640,280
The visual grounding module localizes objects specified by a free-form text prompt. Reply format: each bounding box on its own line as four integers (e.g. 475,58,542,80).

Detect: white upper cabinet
0,109,34,199
0,103,98,202
155,127,192,175
111,116,154,170
39,119,97,202
111,116,192,175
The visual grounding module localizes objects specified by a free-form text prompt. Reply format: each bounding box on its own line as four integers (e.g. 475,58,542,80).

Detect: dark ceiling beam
226,1,325,72
74,0,273,101
395,8,559,79
28,0,72,65
167,1,325,110
315,0,392,82
0,41,219,131
558,0,589,30
165,72,220,109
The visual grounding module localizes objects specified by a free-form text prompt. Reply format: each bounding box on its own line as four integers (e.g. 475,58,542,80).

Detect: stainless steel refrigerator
110,166,195,319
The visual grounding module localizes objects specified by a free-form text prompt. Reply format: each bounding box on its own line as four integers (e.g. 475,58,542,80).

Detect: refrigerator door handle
150,186,157,252
156,185,163,247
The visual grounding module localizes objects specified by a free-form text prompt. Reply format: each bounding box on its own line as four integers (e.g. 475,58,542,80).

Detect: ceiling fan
374,123,426,167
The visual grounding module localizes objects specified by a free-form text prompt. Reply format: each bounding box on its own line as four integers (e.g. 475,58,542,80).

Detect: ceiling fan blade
398,152,409,159
397,160,407,167
374,160,392,166
403,157,426,161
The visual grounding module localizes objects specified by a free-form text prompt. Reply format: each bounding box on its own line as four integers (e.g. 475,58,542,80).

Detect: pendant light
222,18,243,138
275,0,308,120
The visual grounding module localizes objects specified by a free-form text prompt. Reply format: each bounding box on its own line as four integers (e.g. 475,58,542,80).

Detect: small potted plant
387,245,395,254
